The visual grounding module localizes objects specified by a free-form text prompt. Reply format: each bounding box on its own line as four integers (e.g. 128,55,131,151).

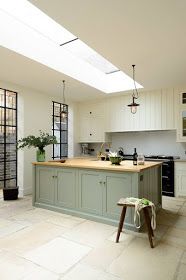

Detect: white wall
0,80,77,196
88,130,186,159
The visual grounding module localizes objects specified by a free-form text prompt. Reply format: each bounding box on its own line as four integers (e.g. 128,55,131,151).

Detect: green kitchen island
32,159,162,231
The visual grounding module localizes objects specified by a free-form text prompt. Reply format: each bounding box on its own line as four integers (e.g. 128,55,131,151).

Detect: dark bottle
133,148,138,165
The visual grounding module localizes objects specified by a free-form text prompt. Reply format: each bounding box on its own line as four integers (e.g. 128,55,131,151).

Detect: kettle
118,147,124,157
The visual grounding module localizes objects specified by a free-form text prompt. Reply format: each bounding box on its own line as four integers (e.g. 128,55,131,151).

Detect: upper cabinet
78,101,110,143
105,89,175,132
77,89,177,142
176,91,186,142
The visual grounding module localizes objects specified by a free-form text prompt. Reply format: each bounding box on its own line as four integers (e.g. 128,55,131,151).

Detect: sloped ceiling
0,0,186,101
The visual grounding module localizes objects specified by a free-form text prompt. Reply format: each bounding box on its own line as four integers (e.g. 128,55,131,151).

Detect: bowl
109,157,122,165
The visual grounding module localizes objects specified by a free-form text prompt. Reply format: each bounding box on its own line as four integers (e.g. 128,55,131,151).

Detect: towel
125,197,156,230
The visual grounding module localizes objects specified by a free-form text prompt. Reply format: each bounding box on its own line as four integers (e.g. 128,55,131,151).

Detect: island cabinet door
55,168,76,208
78,170,102,215
36,167,55,205
102,172,132,223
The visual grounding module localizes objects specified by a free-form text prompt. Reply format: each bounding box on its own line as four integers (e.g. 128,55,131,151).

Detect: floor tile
62,220,116,247
0,251,39,280
180,251,186,264
176,263,186,280
108,238,183,280
0,222,67,254
24,237,92,274
162,227,186,249
60,263,122,280
46,215,85,229
21,266,59,280
178,206,186,217
0,218,26,238
81,240,125,270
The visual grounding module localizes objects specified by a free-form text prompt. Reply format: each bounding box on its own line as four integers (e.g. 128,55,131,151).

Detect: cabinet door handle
52,175,55,178
99,181,102,184
103,181,106,185
90,133,92,136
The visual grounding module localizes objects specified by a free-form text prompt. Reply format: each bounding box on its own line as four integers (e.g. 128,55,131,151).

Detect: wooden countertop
32,158,162,173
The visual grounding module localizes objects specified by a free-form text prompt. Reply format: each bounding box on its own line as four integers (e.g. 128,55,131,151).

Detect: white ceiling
0,0,186,101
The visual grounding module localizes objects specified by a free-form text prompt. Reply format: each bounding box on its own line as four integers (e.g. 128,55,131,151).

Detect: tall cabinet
177,92,186,142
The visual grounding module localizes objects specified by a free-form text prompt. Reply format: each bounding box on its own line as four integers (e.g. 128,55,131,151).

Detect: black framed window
52,101,68,159
0,88,17,189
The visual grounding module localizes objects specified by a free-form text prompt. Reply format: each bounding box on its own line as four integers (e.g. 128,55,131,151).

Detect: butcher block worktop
32,158,162,173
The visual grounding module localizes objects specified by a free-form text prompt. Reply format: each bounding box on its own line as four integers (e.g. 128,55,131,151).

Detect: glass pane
6,161,16,179
61,122,67,131
182,111,186,136
54,103,60,116
54,130,60,144
61,143,68,157
5,179,16,188
0,128,4,143
54,144,60,158
6,109,16,126
6,91,16,108
53,116,60,130
0,89,4,107
61,131,67,143
0,162,4,180
0,108,5,125
0,180,4,189
6,127,16,143
0,144,4,161
6,144,17,161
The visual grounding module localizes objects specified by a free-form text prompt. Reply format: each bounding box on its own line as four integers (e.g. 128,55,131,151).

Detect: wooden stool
116,198,154,248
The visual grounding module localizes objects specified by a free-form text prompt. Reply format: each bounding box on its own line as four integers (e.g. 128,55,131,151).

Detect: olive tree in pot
17,130,57,162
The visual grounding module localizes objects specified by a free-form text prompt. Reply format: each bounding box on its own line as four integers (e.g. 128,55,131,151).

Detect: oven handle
162,163,169,166
162,175,169,179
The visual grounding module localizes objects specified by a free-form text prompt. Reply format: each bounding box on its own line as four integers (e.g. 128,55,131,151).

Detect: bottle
133,148,138,165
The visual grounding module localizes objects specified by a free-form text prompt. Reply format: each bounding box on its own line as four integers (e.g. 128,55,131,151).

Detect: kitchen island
32,159,162,230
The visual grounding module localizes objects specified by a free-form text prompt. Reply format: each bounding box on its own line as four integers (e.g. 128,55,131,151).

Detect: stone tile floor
0,192,186,280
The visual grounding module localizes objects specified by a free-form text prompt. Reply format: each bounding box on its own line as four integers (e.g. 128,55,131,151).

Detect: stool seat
116,198,154,248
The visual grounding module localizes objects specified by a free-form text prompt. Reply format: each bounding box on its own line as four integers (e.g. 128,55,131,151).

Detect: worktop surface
32,158,162,173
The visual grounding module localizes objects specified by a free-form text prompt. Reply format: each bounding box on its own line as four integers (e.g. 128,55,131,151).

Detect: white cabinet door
176,91,186,142
175,162,186,197
78,102,106,142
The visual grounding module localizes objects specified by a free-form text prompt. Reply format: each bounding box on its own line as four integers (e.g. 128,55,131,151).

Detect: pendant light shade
127,65,140,114
60,80,67,119
127,96,140,114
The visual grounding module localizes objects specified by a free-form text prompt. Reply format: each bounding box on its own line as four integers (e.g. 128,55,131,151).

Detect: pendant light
61,80,67,119
127,65,140,114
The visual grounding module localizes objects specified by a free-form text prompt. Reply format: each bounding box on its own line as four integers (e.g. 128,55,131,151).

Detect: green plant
17,130,57,151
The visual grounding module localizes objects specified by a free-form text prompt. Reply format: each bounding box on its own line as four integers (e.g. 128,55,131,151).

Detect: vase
36,149,45,162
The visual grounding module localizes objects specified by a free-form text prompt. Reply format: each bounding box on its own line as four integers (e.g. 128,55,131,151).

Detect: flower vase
36,149,45,162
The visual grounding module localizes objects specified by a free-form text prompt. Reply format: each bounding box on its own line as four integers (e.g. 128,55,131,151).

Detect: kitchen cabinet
33,163,162,229
102,172,132,223
77,89,176,139
78,169,132,223
78,102,110,142
35,166,77,208
175,162,186,197
55,168,76,209
176,91,186,142
78,170,102,215
36,166,55,205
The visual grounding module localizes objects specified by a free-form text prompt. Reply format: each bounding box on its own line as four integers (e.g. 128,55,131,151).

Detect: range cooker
122,155,179,197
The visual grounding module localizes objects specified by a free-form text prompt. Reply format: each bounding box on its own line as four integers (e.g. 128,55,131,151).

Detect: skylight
0,0,143,93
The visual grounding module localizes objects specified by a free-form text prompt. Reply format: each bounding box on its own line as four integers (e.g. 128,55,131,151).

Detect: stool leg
116,206,127,243
143,207,154,248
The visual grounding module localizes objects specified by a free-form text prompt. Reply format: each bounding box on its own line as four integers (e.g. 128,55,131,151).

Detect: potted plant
108,151,122,165
17,130,57,162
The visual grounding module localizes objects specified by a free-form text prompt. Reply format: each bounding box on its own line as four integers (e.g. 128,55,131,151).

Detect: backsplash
87,130,186,159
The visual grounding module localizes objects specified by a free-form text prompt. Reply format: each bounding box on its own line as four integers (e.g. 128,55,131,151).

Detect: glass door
0,88,17,189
